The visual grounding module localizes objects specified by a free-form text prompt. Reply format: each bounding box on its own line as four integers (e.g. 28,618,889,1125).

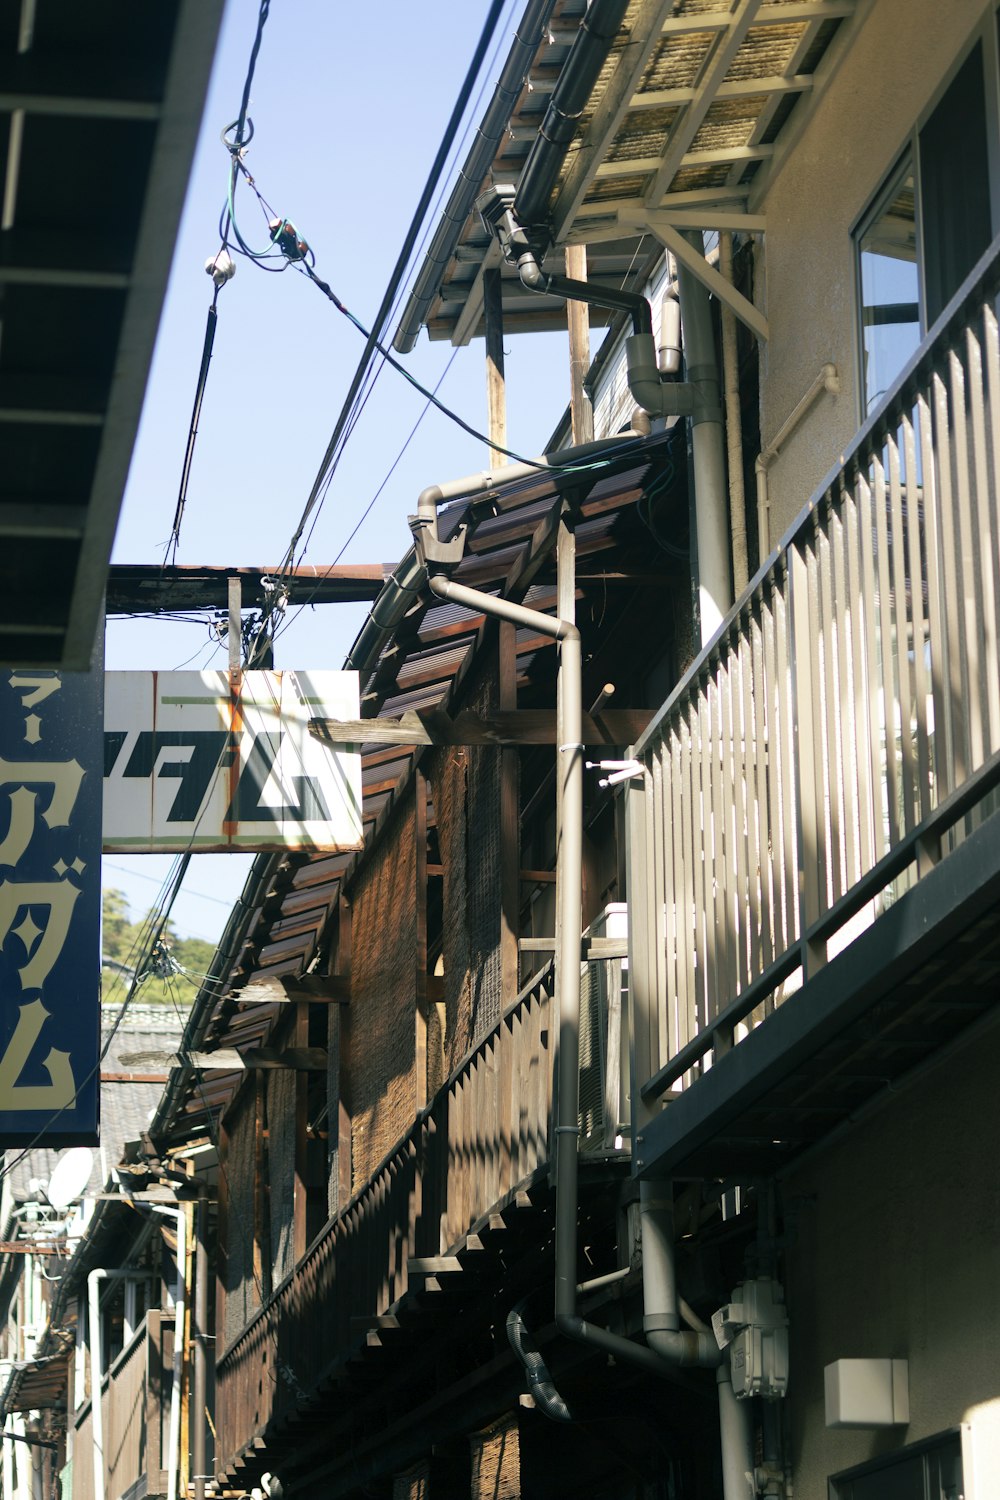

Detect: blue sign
0,670,102,1145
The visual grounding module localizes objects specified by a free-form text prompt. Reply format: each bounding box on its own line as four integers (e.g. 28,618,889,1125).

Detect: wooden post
293,1001,310,1261
414,770,428,1111
336,896,353,1209
215,1123,228,1359
253,1075,271,1301
484,266,507,467
499,623,519,1005
227,577,241,673
565,244,594,445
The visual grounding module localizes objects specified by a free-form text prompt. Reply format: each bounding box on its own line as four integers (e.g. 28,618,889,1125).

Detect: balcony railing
71,1312,168,1500
629,233,1000,1110
215,964,556,1476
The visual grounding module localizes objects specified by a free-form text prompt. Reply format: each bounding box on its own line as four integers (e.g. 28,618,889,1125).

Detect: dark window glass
920,41,992,323
830,1431,964,1500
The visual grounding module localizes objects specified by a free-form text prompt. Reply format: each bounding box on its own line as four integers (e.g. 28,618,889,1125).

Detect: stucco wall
780,1019,1000,1497
758,0,989,542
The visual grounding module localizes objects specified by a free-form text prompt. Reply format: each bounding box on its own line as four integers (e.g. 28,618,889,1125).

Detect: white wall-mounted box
824,1358,909,1428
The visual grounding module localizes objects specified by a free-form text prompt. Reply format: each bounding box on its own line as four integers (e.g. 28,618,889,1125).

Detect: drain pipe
409,484,722,1394
151,1205,186,1500
755,363,839,556
87,1269,154,1500
121,1203,186,1500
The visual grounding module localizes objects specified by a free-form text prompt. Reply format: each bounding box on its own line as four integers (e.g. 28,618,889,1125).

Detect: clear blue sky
102,0,582,942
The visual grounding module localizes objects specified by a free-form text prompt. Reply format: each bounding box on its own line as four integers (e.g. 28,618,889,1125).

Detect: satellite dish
47,1148,95,1210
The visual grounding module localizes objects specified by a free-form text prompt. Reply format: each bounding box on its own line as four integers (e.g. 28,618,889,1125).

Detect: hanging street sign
0,669,102,1147
103,671,364,853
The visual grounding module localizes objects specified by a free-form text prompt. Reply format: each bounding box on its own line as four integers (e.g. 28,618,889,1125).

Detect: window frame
828,1427,972,1500
851,5,1000,419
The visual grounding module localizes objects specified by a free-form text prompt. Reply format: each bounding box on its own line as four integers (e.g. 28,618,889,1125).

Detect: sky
101,0,584,943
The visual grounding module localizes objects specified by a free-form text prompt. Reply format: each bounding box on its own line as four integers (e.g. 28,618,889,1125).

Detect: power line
271,0,510,580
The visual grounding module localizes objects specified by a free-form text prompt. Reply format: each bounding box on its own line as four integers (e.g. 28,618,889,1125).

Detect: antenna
46,1148,95,1211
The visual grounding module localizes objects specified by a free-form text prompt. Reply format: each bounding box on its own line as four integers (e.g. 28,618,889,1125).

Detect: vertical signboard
0,671,101,1146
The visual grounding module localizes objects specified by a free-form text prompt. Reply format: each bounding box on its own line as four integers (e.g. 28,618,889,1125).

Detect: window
830,1430,964,1500
856,27,999,414
857,158,920,413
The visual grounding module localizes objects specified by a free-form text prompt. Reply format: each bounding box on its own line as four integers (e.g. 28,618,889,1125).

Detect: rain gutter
392,0,558,354
514,0,630,227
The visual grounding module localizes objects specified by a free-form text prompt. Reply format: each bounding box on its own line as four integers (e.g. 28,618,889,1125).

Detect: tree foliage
101,887,219,1008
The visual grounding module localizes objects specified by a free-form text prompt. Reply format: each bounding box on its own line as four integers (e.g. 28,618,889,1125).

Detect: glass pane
858,166,920,414
929,1439,964,1500
847,1452,923,1500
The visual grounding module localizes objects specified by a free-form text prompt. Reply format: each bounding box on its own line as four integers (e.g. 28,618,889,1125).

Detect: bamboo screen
345,787,418,1189
430,661,505,1074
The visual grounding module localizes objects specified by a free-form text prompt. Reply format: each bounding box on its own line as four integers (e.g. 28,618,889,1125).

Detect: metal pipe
676,231,732,645
133,1205,186,1500
639,1183,721,1366
87,1268,155,1500
719,233,749,595
517,250,653,335
717,1363,756,1500
514,0,630,226
755,363,839,556
86,1268,108,1500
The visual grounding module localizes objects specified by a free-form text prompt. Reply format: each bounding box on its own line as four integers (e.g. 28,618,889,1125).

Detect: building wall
781,1019,1000,1497
758,0,989,541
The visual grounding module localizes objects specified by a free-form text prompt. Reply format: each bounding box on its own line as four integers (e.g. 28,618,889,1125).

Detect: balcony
215,953,626,1481
70,1313,170,1500
628,234,1000,1181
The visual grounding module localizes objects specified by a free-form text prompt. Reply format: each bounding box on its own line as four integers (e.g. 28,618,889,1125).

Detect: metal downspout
676,231,732,644
87,1268,109,1500
122,1205,185,1500
87,1268,156,1500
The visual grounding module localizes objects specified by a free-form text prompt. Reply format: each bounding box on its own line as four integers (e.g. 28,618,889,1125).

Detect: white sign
103,671,363,853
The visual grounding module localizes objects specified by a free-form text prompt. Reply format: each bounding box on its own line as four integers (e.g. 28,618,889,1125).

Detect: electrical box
824,1358,909,1428
712,1277,790,1400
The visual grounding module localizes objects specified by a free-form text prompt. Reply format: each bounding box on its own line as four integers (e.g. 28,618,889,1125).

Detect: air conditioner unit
578,904,629,1155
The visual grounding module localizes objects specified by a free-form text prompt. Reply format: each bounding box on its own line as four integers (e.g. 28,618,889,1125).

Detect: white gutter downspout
147,1206,186,1500
87,1266,161,1500
755,363,839,556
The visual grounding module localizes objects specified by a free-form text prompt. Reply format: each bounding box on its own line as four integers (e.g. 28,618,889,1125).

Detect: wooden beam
626,213,769,340
660,1,853,34
451,240,501,348
552,0,679,241
627,74,814,110
309,707,654,747
646,0,766,206
565,245,594,445
484,267,506,467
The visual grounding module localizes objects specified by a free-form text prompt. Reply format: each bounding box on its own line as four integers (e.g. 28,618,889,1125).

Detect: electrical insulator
205,248,236,287
269,218,310,261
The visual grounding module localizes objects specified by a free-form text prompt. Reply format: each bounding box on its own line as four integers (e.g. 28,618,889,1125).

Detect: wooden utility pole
565,244,594,444
484,266,507,467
